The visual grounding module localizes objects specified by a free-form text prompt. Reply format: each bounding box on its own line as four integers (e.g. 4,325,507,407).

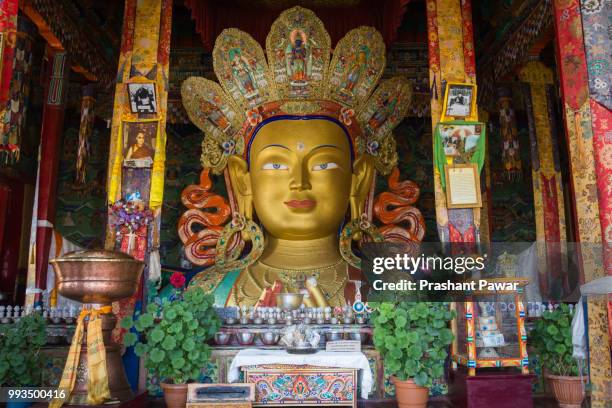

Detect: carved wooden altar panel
243,365,357,407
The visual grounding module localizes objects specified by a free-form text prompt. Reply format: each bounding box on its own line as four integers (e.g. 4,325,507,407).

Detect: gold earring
215,212,264,271
339,213,383,268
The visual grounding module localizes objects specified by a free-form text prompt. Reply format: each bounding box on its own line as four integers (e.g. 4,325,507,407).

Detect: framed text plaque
444,163,482,209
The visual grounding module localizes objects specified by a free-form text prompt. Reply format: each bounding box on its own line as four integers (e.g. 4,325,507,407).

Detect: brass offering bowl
275,293,304,311
50,250,144,404
51,250,143,304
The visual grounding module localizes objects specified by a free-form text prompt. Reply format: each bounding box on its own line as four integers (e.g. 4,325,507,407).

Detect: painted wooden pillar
551,0,611,404
518,61,568,299
426,0,480,246
33,48,69,303
104,0,172,342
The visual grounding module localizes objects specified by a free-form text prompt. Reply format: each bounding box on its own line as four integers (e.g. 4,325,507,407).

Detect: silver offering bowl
326,332,344,341
214,332,232,345
316,317,325,325
267,318,277,325
275,293,304,311
239,316,250,325
348,332,369,344
303,317,312,325
50,250,143,404
261,332,280,345
253,317,264,325
237,332,256,345
343,316,354,324
225,317,237,325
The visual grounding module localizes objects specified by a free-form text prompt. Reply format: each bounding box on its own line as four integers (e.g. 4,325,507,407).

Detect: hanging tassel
148,249,161,283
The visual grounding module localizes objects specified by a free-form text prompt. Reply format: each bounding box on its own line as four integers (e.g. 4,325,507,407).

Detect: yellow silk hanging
50,306,113,408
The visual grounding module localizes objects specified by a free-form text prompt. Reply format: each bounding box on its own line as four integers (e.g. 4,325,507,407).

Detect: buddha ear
350,155,375,220
227,155,253,220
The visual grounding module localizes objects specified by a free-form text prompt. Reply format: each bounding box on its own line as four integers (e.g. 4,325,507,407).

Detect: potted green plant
122,273,221,408
372,301,454,408
530,303,584,408
0,313,47,408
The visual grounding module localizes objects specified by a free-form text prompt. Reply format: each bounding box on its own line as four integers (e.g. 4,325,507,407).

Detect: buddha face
228,118,376,241
250,119,352,239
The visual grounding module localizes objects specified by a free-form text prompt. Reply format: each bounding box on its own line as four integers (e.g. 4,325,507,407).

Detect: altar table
228,349,373,406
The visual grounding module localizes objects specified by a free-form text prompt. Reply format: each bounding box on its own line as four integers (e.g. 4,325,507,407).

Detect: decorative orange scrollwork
178,169,241,266
373,167,426,244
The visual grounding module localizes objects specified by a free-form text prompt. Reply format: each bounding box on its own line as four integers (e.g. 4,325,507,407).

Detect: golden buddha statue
180,7,423,308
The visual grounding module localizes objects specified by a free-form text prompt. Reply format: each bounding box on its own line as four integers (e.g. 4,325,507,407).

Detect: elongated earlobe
350,155,375,221
227,155,253,220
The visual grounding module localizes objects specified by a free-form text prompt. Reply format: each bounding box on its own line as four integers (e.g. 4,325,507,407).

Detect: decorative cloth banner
49,306,112,408
433,121,486,190
132,0,161,76
1,28,34,161
76,87,95,184
580,0,612,110
0,0,18,159
498,87,521,180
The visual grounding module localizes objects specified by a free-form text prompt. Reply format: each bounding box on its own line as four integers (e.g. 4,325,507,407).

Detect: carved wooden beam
476,0,553,109
20,0,114,84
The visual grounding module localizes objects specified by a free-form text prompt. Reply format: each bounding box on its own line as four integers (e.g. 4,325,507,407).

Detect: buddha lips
284,199,316,209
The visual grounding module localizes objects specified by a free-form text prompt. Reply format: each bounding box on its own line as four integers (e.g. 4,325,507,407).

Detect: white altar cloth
227,349,373,399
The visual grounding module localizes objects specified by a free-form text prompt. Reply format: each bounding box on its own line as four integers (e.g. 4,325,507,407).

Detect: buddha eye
312,162,339,171
262,163,288,170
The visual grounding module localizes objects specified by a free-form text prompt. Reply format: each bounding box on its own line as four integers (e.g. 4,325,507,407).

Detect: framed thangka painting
122,121,158,168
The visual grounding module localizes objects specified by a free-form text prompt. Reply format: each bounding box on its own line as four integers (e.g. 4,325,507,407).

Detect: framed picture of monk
122,121,157,168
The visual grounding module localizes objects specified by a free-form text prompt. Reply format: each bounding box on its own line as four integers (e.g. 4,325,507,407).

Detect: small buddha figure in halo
181,6,418,308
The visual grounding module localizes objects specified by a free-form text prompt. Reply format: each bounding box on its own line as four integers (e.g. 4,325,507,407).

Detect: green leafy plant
122,286,221,385
530,303,580,376
0,313,47,387
372,301,455,388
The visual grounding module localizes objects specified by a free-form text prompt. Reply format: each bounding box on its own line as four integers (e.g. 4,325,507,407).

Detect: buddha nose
289,165,312,191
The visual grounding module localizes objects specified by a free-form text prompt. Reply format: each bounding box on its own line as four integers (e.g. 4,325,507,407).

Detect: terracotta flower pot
161,382,188,408
546,374,585,408
391,376,429,408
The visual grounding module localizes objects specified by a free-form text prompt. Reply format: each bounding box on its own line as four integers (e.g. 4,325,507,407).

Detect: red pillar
33,49,68,302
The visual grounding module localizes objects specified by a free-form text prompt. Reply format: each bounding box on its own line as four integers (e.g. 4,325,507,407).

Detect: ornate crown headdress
181,6,412,175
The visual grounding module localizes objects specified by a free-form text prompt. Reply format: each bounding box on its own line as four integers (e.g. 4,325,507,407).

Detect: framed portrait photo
444,163,482,209
127,82,157,114
122,121,158,168
441,83,477,121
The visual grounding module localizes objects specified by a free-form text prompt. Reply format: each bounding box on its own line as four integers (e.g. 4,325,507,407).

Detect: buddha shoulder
188,265,235,293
